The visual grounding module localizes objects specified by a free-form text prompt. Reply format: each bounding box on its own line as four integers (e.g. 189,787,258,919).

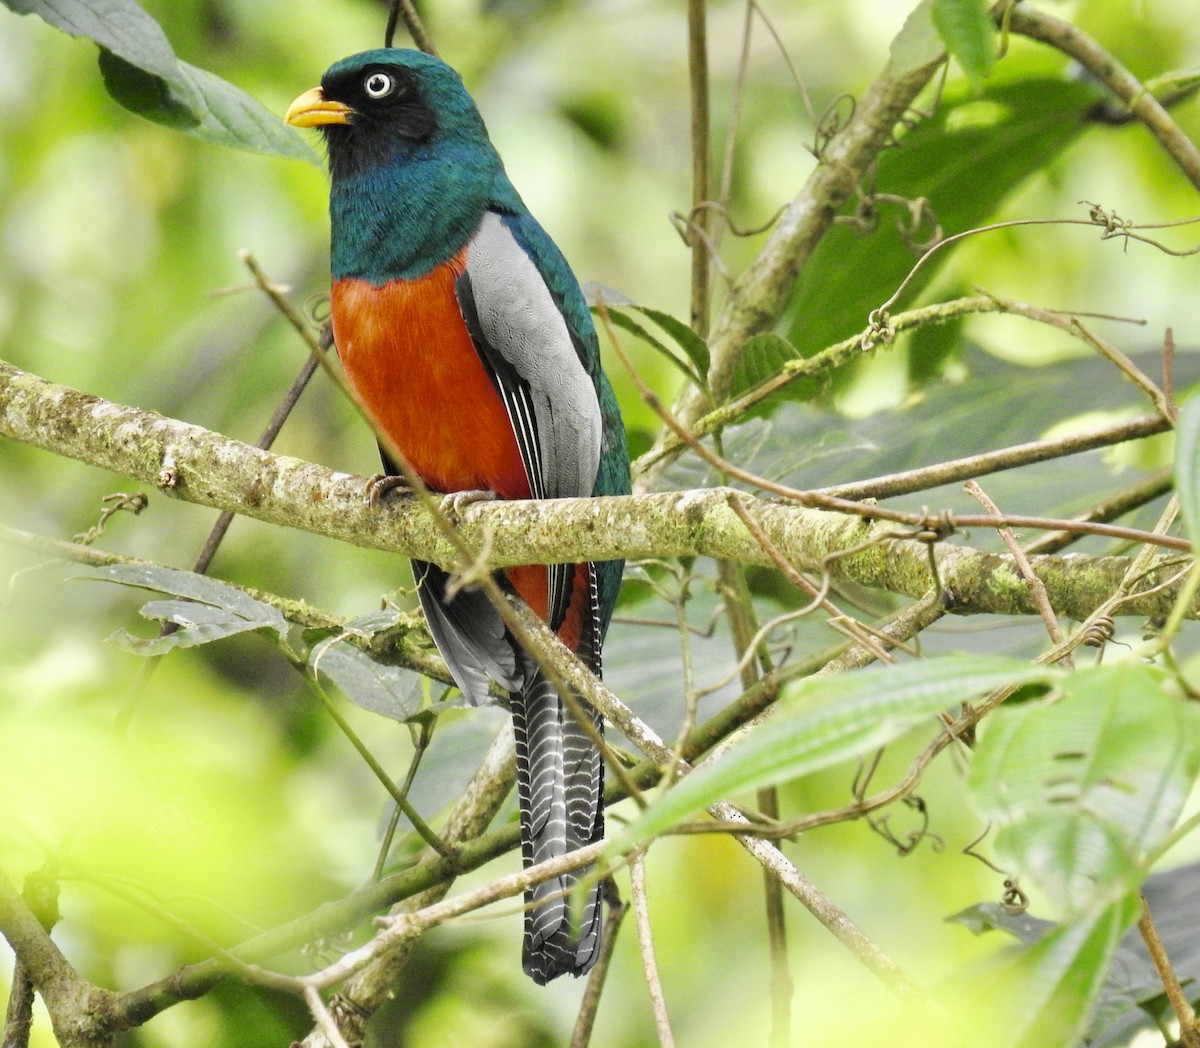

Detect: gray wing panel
463,212,602,504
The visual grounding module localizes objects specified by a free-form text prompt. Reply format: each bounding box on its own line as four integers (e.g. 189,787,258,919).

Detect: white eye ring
363,72,395,99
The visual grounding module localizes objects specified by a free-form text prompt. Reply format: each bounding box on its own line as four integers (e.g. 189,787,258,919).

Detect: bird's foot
365,474,412,510
439,489,497,522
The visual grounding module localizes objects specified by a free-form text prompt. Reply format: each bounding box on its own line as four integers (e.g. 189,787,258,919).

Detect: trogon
285,49,629,984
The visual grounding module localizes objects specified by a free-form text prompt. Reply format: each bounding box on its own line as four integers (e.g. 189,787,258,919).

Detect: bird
285,48,629,984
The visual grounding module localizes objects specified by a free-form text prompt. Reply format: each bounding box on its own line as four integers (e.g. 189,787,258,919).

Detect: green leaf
602,307,705,389
81,563,287,633
174,59,320,161
111,599,283,655
98,47,198,129
608,655,1056,855
889,0,945,73
974,896,1140,1048
728,333,804,402
946,902,1055,944
932,0,995,86
3,0,197,102
309,637,424,722
1175,394,1200,550
785,77,1104,375
633,306,710,381
3,0,317,162
970,663,1200,918
81,564,290,655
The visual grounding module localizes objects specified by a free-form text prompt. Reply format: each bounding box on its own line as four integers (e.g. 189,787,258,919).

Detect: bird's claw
365,474,412,510
439,489,497,521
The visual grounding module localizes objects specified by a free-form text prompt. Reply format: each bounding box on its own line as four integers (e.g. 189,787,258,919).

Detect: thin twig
373,719,435,881
630,852,675,1048
727,492,893,662
1021,469,1173,556
116,262,329,731
304,675,454,859
711,0,755,261
687,0,711,338
963,480,1072,668
636,44,945,490
570,887,629,1048
1137,893,1200,1047
866,213,1193,337
757,787,792,1048
383,0,436,55
645,293,1149,457
304,986,353,1048
818,413,1170,502
603,306,1190,555
1068,316,1172,419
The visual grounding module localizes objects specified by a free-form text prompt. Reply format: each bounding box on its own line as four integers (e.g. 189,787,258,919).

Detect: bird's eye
363,72,395,99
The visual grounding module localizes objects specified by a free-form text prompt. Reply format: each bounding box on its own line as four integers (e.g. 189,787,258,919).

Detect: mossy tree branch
0,358,1190,620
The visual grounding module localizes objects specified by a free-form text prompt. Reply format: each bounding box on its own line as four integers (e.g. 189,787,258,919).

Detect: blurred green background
3,0,1200,1045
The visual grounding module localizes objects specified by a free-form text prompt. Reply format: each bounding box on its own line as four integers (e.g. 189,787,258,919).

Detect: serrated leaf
3,0,316,162
970,663,1200,918
79,563,287,637
932,0,995,86
310,637,423,721
729,333,803,400
1175,395,1200,550
609,655,1056,855
110,599,283,655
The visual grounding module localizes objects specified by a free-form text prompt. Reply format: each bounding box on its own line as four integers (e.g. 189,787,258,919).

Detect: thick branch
0,359,1190,619
0,871,113,1048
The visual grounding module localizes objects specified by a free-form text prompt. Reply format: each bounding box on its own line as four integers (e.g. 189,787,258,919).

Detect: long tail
512,666,604,984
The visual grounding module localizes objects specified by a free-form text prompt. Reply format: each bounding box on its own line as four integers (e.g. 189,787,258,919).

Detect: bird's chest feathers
330,257,530,499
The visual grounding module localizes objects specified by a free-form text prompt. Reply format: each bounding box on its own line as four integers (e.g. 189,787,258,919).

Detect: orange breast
331,257,531,501
332,258,574,633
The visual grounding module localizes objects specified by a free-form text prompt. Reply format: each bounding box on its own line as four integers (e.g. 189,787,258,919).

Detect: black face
321,62,439,146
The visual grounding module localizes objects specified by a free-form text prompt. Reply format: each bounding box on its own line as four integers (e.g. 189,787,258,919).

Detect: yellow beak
284,87,353,128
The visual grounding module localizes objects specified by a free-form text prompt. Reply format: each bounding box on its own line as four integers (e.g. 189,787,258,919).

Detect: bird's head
285,49,492,181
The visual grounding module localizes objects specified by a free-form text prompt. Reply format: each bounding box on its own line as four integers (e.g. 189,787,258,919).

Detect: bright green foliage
970,663,1200,918
972,896,1142,1048
784,76,1104,380
2,0,315,159
932,0,997,87
610,656,1058,855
